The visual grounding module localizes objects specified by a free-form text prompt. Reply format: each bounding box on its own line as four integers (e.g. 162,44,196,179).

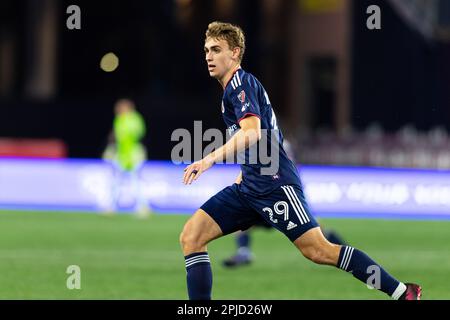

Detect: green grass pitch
0,210,448,299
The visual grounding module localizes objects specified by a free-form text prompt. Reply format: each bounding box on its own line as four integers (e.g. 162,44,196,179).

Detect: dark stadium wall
0,0,265,160
351,0,440,132
436,42,450,126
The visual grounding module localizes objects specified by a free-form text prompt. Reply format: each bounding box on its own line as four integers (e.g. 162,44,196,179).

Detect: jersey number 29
262,201,289,224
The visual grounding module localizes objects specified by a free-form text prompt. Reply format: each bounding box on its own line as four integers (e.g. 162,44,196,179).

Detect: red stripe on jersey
238,113,261,124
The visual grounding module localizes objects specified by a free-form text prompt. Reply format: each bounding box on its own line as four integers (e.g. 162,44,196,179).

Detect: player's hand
183,156,214,185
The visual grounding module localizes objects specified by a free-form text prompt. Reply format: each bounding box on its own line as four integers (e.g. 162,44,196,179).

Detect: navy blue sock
337,246,406,298
185,252,212,300
323,229,346,245
237,231,250,248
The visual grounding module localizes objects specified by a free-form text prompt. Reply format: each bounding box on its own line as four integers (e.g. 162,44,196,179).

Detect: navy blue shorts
200,183,319,242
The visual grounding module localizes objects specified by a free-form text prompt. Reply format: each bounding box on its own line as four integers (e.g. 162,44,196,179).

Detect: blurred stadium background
1,0,450,299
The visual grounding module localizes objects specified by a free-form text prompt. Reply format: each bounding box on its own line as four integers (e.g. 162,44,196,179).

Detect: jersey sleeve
228,73,261,123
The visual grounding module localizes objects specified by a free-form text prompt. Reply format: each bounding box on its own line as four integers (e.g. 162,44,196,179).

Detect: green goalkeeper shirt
113,110,146,171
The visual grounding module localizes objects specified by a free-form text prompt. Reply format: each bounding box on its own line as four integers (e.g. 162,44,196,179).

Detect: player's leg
286,186,421,300
180,209,223,255
130,166,150,217
293,227,341,265
222,230,253,267
316,217,347,245
293,227,420,299
250,184,421,300
108,162,122,213
180,184,261,300
322,228,347,245
222,220,272,267
179,209,222,300
132,147,150,217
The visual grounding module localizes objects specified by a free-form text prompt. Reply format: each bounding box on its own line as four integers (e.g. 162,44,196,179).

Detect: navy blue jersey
221,68,302,196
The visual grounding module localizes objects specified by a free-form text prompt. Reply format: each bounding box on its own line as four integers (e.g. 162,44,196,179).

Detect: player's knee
179,225,204,252
179,228,194,249
179,229,187,247
179,230,195,251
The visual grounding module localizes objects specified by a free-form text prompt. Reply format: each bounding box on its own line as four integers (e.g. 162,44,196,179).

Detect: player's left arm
183,116,261,185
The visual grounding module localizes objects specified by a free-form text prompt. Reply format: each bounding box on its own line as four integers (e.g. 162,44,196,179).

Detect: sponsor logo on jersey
287,221,297,230
227,124,238,136
241,102,250,112
237,90,246,103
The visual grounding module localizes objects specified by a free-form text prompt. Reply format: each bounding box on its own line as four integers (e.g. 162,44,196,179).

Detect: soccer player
180,21,421,300
103,98,150,217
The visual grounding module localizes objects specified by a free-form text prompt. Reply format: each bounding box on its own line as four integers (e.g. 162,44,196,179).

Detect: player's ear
232,47,240,60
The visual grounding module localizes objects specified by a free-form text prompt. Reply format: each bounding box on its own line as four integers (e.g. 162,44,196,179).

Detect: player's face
115,100,133,115
204,38,237,80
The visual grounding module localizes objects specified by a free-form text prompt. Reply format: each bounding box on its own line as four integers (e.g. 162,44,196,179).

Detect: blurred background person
103,98,150,217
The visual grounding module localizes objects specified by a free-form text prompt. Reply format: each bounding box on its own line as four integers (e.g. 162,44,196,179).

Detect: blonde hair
205,21,246,62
